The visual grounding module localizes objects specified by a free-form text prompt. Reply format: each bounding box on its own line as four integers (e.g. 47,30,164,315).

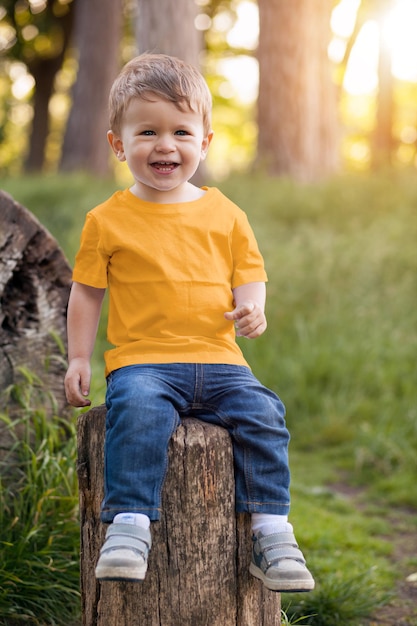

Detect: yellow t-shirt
72,187,267,375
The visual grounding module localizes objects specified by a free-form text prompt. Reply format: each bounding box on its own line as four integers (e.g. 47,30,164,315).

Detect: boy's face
108,96,213,203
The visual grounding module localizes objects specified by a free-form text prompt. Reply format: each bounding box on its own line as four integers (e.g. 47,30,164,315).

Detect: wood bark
257,0,339,182
0,190,71,409
78,406,281,626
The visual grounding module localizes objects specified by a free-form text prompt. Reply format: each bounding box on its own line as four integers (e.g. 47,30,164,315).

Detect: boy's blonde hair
109,53,212,136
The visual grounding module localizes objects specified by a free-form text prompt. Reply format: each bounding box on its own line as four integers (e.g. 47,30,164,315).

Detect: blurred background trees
59,0,122,175
135,0,202,65
0,0,75,172
257,0,339,181
1,0,416,182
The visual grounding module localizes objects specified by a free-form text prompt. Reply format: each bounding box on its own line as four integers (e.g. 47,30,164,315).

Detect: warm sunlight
331,0,417,94
343,20,379,95
224,0,417,102
384,0,417,81
215,1,259,104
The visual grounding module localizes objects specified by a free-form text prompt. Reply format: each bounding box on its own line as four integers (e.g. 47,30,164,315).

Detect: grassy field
1,171,416,624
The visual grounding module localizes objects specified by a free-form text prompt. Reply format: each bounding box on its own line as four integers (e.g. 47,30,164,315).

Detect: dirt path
331,482,417,626
366,510,417,626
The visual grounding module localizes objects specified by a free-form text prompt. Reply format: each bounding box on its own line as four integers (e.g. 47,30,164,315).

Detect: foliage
0,0,74,63
0,369,80,625
281,607,316,625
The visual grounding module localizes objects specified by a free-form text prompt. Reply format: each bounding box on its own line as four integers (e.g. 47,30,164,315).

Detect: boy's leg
196,364,314,592
196,365,291,514
96,365,181,581
101,365,181,523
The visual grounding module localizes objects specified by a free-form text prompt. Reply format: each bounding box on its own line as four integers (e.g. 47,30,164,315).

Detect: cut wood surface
78,405,281,626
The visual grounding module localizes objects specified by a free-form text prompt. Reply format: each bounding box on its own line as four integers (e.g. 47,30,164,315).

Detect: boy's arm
64,282,106,407
224,282,267,339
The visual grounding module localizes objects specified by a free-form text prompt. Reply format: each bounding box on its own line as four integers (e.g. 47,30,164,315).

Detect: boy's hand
64,357,92,407
224,301,267,339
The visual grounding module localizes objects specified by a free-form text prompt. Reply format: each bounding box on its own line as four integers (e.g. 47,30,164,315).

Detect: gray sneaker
95,523,152,581
249,530,315,592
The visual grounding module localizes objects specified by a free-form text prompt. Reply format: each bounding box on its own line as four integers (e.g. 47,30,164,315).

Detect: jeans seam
192,363,204,406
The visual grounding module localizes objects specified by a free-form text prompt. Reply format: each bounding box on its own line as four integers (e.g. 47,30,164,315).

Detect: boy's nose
155,134,175,153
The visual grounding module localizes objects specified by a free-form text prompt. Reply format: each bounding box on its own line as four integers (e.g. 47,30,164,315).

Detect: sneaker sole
95,563,147,581
249,562,315,592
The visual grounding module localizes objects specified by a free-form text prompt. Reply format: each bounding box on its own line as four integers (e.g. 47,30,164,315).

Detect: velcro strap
264,545,306,566
100,535,149,558
258,532,298,551
101,523,151,558
106,523,151,544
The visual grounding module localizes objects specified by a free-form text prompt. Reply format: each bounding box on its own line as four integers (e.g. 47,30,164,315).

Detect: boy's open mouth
151,161,179,172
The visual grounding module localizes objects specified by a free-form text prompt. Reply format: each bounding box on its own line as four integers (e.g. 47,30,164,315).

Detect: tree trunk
135,0,202,67
0,190,71,409
257,0,339,182
78,406,281,626
60,0,123,176
25,59,62,172
372,0,395,169
24,2,74,172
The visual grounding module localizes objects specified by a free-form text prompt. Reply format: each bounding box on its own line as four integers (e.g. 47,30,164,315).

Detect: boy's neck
129,182,206,204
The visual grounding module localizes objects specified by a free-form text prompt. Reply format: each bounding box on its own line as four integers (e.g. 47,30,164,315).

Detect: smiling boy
64,53,314,592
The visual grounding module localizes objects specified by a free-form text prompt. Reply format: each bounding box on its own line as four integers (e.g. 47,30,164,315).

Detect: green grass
281,570,388,626
1,170,416,625
222,172,417,624
223,172,417,509
0,370,80,625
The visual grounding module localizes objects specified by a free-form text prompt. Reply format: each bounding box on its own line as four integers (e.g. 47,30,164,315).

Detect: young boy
64,53,314,592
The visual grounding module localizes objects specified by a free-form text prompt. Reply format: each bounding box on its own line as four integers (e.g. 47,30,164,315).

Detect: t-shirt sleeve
72,213,109,288
231,211,268,288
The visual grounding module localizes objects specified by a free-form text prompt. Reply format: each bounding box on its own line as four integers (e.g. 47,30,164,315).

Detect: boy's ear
200,130,214,161
107,130,126,161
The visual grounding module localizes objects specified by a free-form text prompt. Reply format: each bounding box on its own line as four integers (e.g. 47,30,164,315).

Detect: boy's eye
175,130,189,136
140,130,155,136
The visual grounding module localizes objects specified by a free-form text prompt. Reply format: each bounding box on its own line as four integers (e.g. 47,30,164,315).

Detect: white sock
113,512,150,530
251,513,292,535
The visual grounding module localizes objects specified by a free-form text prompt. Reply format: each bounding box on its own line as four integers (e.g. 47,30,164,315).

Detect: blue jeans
101,363,291,523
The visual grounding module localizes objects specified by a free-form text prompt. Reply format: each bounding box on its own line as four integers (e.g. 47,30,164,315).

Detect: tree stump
0,190,72,409
77,405,281,626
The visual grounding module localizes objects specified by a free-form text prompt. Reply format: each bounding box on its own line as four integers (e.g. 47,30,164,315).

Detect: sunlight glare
226,1,259,50
11,73,35,100
331,0,360,38
217,55,259,104
332,0,417,94
384,0,417,81
213,1,259,104
344,20,379,95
